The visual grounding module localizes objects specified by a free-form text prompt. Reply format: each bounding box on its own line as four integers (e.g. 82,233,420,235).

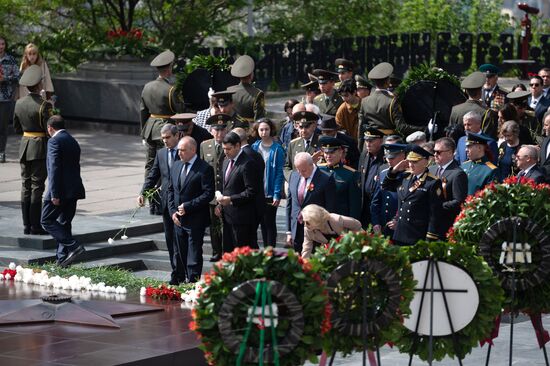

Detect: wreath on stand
395,241,504,361
310,231,416,356
191,247,331,366
449,177,550,312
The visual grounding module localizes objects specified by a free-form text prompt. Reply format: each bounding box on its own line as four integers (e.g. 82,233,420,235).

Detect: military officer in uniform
449,71,498,140
228,55,265,123
317,136,361,220
200,114,230,262
335,58,355,87
211,90,249,132
172,112,212,148
371,143,408,237
301,79,320,105
13,65,53,235
355,75,372,99
382,145,444,246
312,69,343,116
359,62,420,140
507,90,539,144
319,116,360,169
480,64,507,110
140,50,185,176
461,132,497,195
284,111,322,181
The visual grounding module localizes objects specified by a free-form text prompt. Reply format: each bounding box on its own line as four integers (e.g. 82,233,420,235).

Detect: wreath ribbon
529,312,550,348
479,314,501,347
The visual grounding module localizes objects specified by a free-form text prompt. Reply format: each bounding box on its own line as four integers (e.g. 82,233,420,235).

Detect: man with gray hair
455,111,498,164
516,145,546,183
286,152,336,253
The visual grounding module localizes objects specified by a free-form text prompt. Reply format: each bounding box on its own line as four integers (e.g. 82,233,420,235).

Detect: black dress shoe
60,246,86,267
209,254,221,262
30,226,49,235
23,226,31,235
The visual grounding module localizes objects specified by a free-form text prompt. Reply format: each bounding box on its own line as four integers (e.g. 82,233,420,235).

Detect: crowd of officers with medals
134,50,550,282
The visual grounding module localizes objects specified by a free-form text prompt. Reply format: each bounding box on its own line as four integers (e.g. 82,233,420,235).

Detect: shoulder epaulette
290,136,302,143
485,161,497,170
318,163,328,167
314,94,323,101
525,110,535,117
426,172,438,179
343,165,357,172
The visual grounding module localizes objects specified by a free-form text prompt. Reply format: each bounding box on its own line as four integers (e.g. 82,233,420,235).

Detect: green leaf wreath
395,63,461,103
191,247,331,366
310,231,416,356
396,241,504,361
449,177,550,312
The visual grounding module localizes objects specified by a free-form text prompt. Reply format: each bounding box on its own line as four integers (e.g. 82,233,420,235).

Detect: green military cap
230,55,255,78
506,90,531,102
292,111,318,126
465,132,493,146
335,58,354,73
479,64,500,76
206,113,231,129
311,69,338,84
211,90,236,106
460,71,485,89
19,65,43,87
354,74,372,90
319,135,344,152
368,62,393,80
364,127,386,140
301,80,319,92
150,50,175,67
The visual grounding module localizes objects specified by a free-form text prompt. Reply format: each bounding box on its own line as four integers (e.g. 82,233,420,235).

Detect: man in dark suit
429,137,468,234
286,152,336,253
528,75,550,125
216,132,259,251
167,136,214,283
516,145,546,184
138,123,182,284
540,114,550,181
41,116,86,267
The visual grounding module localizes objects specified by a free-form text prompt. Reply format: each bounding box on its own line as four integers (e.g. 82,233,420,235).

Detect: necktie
436,166,443,178
180,162,189,189
305,140,310,151
215,143,221,157
297,176,308,205
225,159,234,182
168,149,174,169
518,170,526,178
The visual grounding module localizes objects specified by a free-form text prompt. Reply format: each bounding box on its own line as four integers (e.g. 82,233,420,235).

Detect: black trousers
174,225,205,283
222,220,259,253
41,198,79,261
161,207,183,281
292,222,304,253
260,199,278,247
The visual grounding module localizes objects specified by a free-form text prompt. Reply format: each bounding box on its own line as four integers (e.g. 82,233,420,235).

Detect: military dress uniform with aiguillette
228,82,265,123
318,162,361,220
13,65,53,234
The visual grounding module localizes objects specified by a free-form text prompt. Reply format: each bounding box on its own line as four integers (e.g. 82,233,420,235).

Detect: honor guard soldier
211,90,249,132
359,62,420,139
200,114,230,262
506,90,538,145
371,143,408,237
334,58,355,87
228,55,266,123
449,71,498,140
355,75,372,99
312,69,343,116
461,132,497,195
382,145,444,246
140,50,185,176
317,136,361,220
480,64,507,110
284,111,321,181
13,65,53,235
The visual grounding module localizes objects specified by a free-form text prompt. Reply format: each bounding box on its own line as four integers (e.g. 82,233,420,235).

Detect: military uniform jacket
483,84,507,110
283,133,320,181
461,156,497,195
318,163,361,220
313,91,343,116
200,139,225,205
13,93,53,162
449,99,498,139
359,89,419,137
370,167,403,237
358,149,385,208
228,82,265,122
382,169,444,245
140,77,184,140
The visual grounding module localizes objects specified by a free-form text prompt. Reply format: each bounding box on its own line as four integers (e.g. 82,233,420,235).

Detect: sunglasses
433,149,451,155
530,83,541,87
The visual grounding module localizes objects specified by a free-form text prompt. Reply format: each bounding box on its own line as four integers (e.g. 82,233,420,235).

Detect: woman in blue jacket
252,118,286,247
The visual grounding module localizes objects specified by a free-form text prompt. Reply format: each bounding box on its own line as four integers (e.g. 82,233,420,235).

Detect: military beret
364,127,386,140
319,136,344,152
301,80,320,92
150,50,175,67
19,65,43,87
354,74,373,90
383,143,408,158
211,90,236,106
206,113,231,129
479,63,500,76
311,69,338,84
292,111,318,126
368,62,394,80
461,71,485,89
230,55,255,78
465,132,494,146
319,117,338,130
406,131,427,143
406,144,433,161
335,58,354,73
506,90,531,102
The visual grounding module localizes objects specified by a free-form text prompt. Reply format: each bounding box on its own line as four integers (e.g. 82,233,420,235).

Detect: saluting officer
312,69,343,116
318,136,361,220
200,114,230,262
228,55,266,123
140,50,185,176
359,62,420,138
13,65,53,235
211,90,249,132
382,145,444,246
461,132,497,195
284,111,322,181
